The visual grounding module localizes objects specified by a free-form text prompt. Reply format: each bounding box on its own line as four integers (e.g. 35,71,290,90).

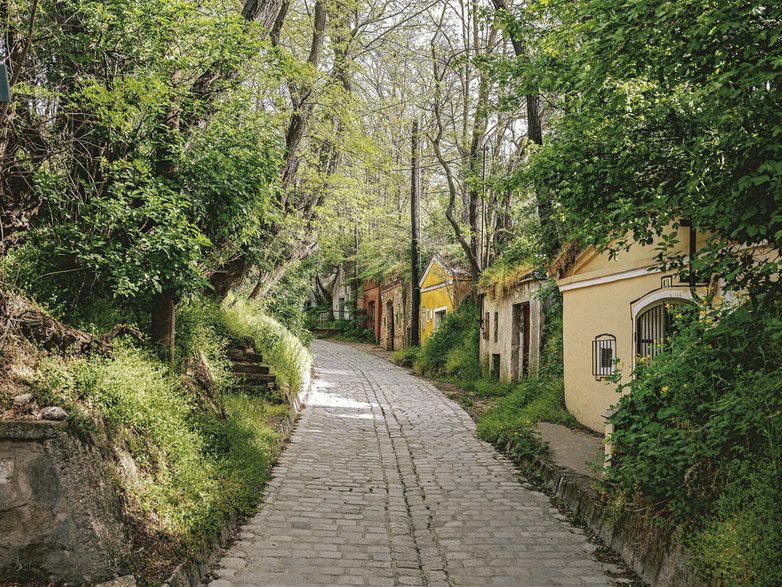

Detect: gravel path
205,340,622,586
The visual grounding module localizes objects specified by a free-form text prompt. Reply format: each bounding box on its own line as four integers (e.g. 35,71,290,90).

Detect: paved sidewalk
206,341,623,586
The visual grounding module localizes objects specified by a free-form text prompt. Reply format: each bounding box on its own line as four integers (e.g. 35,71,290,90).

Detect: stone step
231,362,271,375
235,372,276,384
227,348,263,363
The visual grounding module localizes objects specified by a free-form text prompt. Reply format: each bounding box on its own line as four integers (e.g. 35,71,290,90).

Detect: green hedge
606,298,782,586
413,301,482,384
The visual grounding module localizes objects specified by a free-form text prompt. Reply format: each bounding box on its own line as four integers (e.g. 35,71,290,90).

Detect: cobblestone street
206,340,624,586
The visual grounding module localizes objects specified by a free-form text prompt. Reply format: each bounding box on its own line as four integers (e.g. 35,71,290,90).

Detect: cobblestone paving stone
206,340,623,587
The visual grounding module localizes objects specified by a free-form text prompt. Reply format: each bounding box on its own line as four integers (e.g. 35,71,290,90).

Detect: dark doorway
367,301,376,334
511,302,531,380
492,353,501,379
387,300,395,351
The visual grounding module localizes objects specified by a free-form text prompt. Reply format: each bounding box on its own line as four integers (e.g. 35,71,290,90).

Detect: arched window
631,287,694,366
635,300,688,362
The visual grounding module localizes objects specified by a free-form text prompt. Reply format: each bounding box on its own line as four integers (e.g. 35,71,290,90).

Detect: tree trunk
150,73,181,361
490,0,560,259
150,291,176,363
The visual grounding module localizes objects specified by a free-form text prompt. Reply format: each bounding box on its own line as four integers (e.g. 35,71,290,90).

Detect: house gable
557,228,706,292
420,256,455,291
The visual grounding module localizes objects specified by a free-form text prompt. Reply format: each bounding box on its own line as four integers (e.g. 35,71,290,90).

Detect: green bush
476,375,576,453
606,298,782,585
220,296,312,394
391,345,419,367
257,260,316,344
413,301,481,383
32,346,281,555
176,297,236,391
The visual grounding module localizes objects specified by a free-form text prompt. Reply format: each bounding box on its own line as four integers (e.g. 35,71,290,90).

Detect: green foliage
36,172,211,300
175,297,236,390
413,301,482,383
256,260,316,344
333,308,375,343
512,0,782,297
391,346,419,367
606,298,782,585
13,292,314,574
220,296,312,395
4,0,283,312
475,375,576,456
31,345,281,555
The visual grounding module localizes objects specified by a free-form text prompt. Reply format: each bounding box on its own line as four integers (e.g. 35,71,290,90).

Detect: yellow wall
419,258,473,344
421,258,452,290
559,230,711,432
420,285,455,343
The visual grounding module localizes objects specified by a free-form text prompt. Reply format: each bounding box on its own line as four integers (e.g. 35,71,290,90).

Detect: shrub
606,297,782,585
476,376,576,449
391,346,419,367
220,296,312,394
32,346,282,556
413,301,481,383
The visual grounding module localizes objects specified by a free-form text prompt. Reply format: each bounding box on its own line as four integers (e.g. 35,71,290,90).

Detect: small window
483,312,490,340
434,308,447,331
493,312,499,343
593,334,616,378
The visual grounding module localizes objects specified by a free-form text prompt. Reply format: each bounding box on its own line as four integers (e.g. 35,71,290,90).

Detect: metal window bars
593,334,616,378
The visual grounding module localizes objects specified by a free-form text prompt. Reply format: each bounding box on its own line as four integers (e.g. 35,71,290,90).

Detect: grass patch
475,375,577,459
391,346,419,367
31,346,282,564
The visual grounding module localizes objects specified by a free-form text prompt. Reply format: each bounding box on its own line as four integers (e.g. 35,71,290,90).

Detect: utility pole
410,120,421,347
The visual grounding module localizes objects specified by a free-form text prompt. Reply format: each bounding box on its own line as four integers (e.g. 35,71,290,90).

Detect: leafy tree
507,0,782,297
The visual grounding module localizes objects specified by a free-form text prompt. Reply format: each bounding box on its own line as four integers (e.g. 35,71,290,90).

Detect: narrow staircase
227,339,278,395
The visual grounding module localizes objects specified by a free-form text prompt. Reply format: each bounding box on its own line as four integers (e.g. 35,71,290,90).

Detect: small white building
331,266,353,320
479,269,545,382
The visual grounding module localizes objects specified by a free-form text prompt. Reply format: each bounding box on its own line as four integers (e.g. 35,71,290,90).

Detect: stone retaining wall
0,421,130,584
515,448,710,587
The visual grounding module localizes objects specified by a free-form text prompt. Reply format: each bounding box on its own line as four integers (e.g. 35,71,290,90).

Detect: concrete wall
0,421,130,584
479,279,544,383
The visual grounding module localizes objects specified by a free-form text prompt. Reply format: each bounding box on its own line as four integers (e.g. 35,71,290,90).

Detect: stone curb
505,440,710,587
161,366,314,587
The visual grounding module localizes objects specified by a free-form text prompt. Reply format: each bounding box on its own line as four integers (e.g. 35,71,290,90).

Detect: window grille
592,334,616,378
635,302,685,362
493,312,499,343
483,312,490,340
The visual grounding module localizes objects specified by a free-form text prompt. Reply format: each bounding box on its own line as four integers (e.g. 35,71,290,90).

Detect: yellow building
419,256,471,344
554,229,715,432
